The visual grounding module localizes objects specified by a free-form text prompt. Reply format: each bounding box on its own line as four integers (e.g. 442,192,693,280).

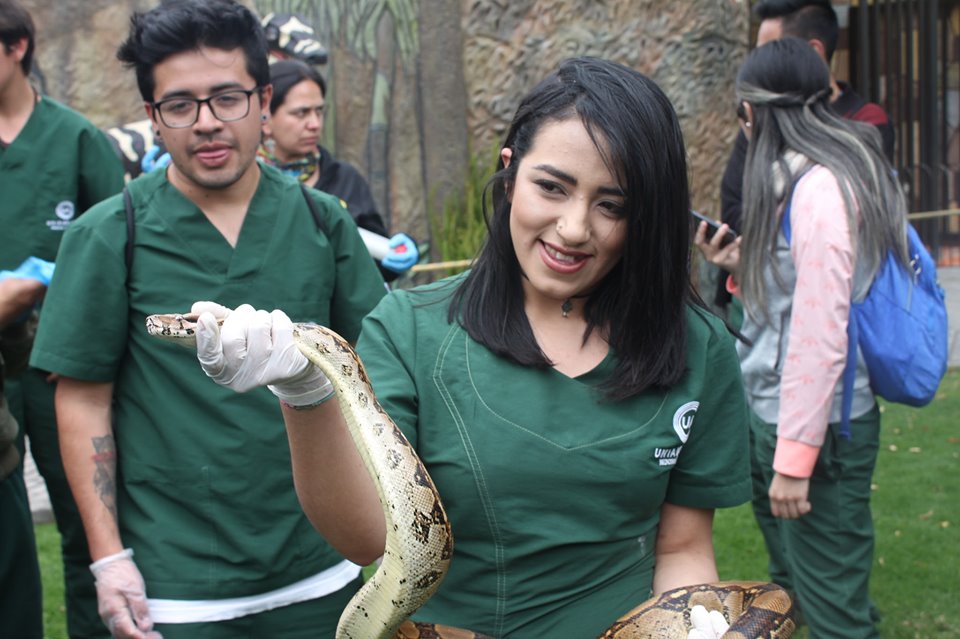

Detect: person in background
0,275,46,639
261,11,328,65
29,1,385,637
711,0,896,316
0,2,125,637
191,56,752,637
260,59,419,281
721,0,894,241
697,37,908,639
706,1,897,609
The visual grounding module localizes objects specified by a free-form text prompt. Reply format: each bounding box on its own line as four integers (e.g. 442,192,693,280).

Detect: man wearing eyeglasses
29,1,385,637
1,2,124,638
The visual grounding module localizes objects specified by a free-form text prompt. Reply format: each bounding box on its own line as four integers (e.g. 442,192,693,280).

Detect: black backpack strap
299,182,328,237
123,186,135,272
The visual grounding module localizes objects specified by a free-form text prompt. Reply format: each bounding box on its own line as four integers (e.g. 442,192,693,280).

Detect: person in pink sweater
696,37,910,639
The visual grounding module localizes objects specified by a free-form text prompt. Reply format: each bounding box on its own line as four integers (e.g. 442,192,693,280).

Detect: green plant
426,147,499,279
35,522,66,639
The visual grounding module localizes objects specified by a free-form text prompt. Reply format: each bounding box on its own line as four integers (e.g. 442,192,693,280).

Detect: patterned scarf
257,145,320,183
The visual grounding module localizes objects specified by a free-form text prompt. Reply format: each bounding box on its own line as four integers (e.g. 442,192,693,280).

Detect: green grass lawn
34,519,66,638
35,371,960,638
715,369,960,638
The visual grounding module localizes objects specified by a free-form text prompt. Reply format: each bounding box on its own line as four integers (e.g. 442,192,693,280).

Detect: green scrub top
0,96,124,270
356,276,751,638
30,165,386,599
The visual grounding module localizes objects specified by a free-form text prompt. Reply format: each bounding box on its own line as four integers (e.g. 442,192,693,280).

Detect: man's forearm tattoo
91,435,118,522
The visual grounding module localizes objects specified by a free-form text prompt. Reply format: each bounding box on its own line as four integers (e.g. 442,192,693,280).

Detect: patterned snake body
292,323,453,638
146,314,452,639
601,581,796,638
145,313,795,639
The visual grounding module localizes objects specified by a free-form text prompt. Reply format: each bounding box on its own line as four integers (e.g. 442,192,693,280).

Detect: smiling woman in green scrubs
193,56,752,638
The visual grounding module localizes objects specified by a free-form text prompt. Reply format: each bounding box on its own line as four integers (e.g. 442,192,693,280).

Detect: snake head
144,312,206,346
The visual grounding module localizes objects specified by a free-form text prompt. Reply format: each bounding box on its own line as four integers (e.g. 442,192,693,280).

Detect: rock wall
461,0,750,221
22,0,749,243
27,1,152,126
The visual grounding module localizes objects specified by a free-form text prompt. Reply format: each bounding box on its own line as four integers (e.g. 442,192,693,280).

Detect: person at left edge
1,2,125,637
29,1,386,638
0,274,47,639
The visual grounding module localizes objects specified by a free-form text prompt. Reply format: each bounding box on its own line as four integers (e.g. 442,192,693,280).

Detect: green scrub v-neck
31,165,385,599
356,277,751,637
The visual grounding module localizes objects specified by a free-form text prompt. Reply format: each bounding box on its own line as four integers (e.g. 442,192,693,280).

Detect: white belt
147,559,362,624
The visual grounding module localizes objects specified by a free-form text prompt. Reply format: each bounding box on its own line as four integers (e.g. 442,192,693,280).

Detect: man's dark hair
117,0,270,103
753,0,839,61
0,0,35,75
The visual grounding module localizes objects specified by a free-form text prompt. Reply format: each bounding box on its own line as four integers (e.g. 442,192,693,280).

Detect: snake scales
146,313,795,639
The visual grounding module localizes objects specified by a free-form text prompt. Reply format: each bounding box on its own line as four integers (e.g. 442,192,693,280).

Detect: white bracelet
89,548,134,576
268,376,335,408
279,390,336,411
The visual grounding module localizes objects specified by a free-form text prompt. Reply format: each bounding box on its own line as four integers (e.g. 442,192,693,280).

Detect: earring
261,114,268,122
744,121,751,128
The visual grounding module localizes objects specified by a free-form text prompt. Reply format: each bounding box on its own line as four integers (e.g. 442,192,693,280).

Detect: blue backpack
782,202,948,438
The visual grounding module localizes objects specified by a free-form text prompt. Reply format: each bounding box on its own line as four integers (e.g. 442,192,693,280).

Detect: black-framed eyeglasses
152,87,262,129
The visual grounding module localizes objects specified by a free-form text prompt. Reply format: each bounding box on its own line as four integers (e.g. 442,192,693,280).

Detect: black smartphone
690,210,737,248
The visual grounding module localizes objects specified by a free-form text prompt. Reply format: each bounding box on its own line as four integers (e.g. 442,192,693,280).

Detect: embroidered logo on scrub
46,200,76,231
672,401,699,443
654,401,699,467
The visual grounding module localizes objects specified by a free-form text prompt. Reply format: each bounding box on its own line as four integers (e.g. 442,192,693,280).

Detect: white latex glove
192,302,333,406
89,549,163,639
687,604,730,639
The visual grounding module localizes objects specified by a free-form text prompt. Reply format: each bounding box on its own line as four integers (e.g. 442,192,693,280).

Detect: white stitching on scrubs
432,324,508,636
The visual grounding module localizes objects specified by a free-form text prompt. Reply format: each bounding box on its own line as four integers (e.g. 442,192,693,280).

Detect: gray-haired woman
696,36,909,639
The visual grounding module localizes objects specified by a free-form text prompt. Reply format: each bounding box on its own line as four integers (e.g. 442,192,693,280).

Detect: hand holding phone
690,210,737,248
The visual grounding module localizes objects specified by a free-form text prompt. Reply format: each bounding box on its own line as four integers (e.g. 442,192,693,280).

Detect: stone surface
461,0,749,219
27,1,150,126
22,0,749,249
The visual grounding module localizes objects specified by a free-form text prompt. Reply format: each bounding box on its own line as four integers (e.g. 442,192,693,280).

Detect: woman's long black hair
450,56,700,401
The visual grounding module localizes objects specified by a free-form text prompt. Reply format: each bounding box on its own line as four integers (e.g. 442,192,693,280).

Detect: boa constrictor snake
145,313,796,639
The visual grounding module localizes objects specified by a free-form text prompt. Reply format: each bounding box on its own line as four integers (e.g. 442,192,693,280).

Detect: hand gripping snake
146,313,796,639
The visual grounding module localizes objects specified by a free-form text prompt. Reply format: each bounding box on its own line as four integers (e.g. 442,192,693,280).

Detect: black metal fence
848,0,960,262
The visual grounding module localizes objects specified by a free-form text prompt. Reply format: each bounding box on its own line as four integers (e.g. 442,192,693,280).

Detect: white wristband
90,548,134,576
268,374,334,408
